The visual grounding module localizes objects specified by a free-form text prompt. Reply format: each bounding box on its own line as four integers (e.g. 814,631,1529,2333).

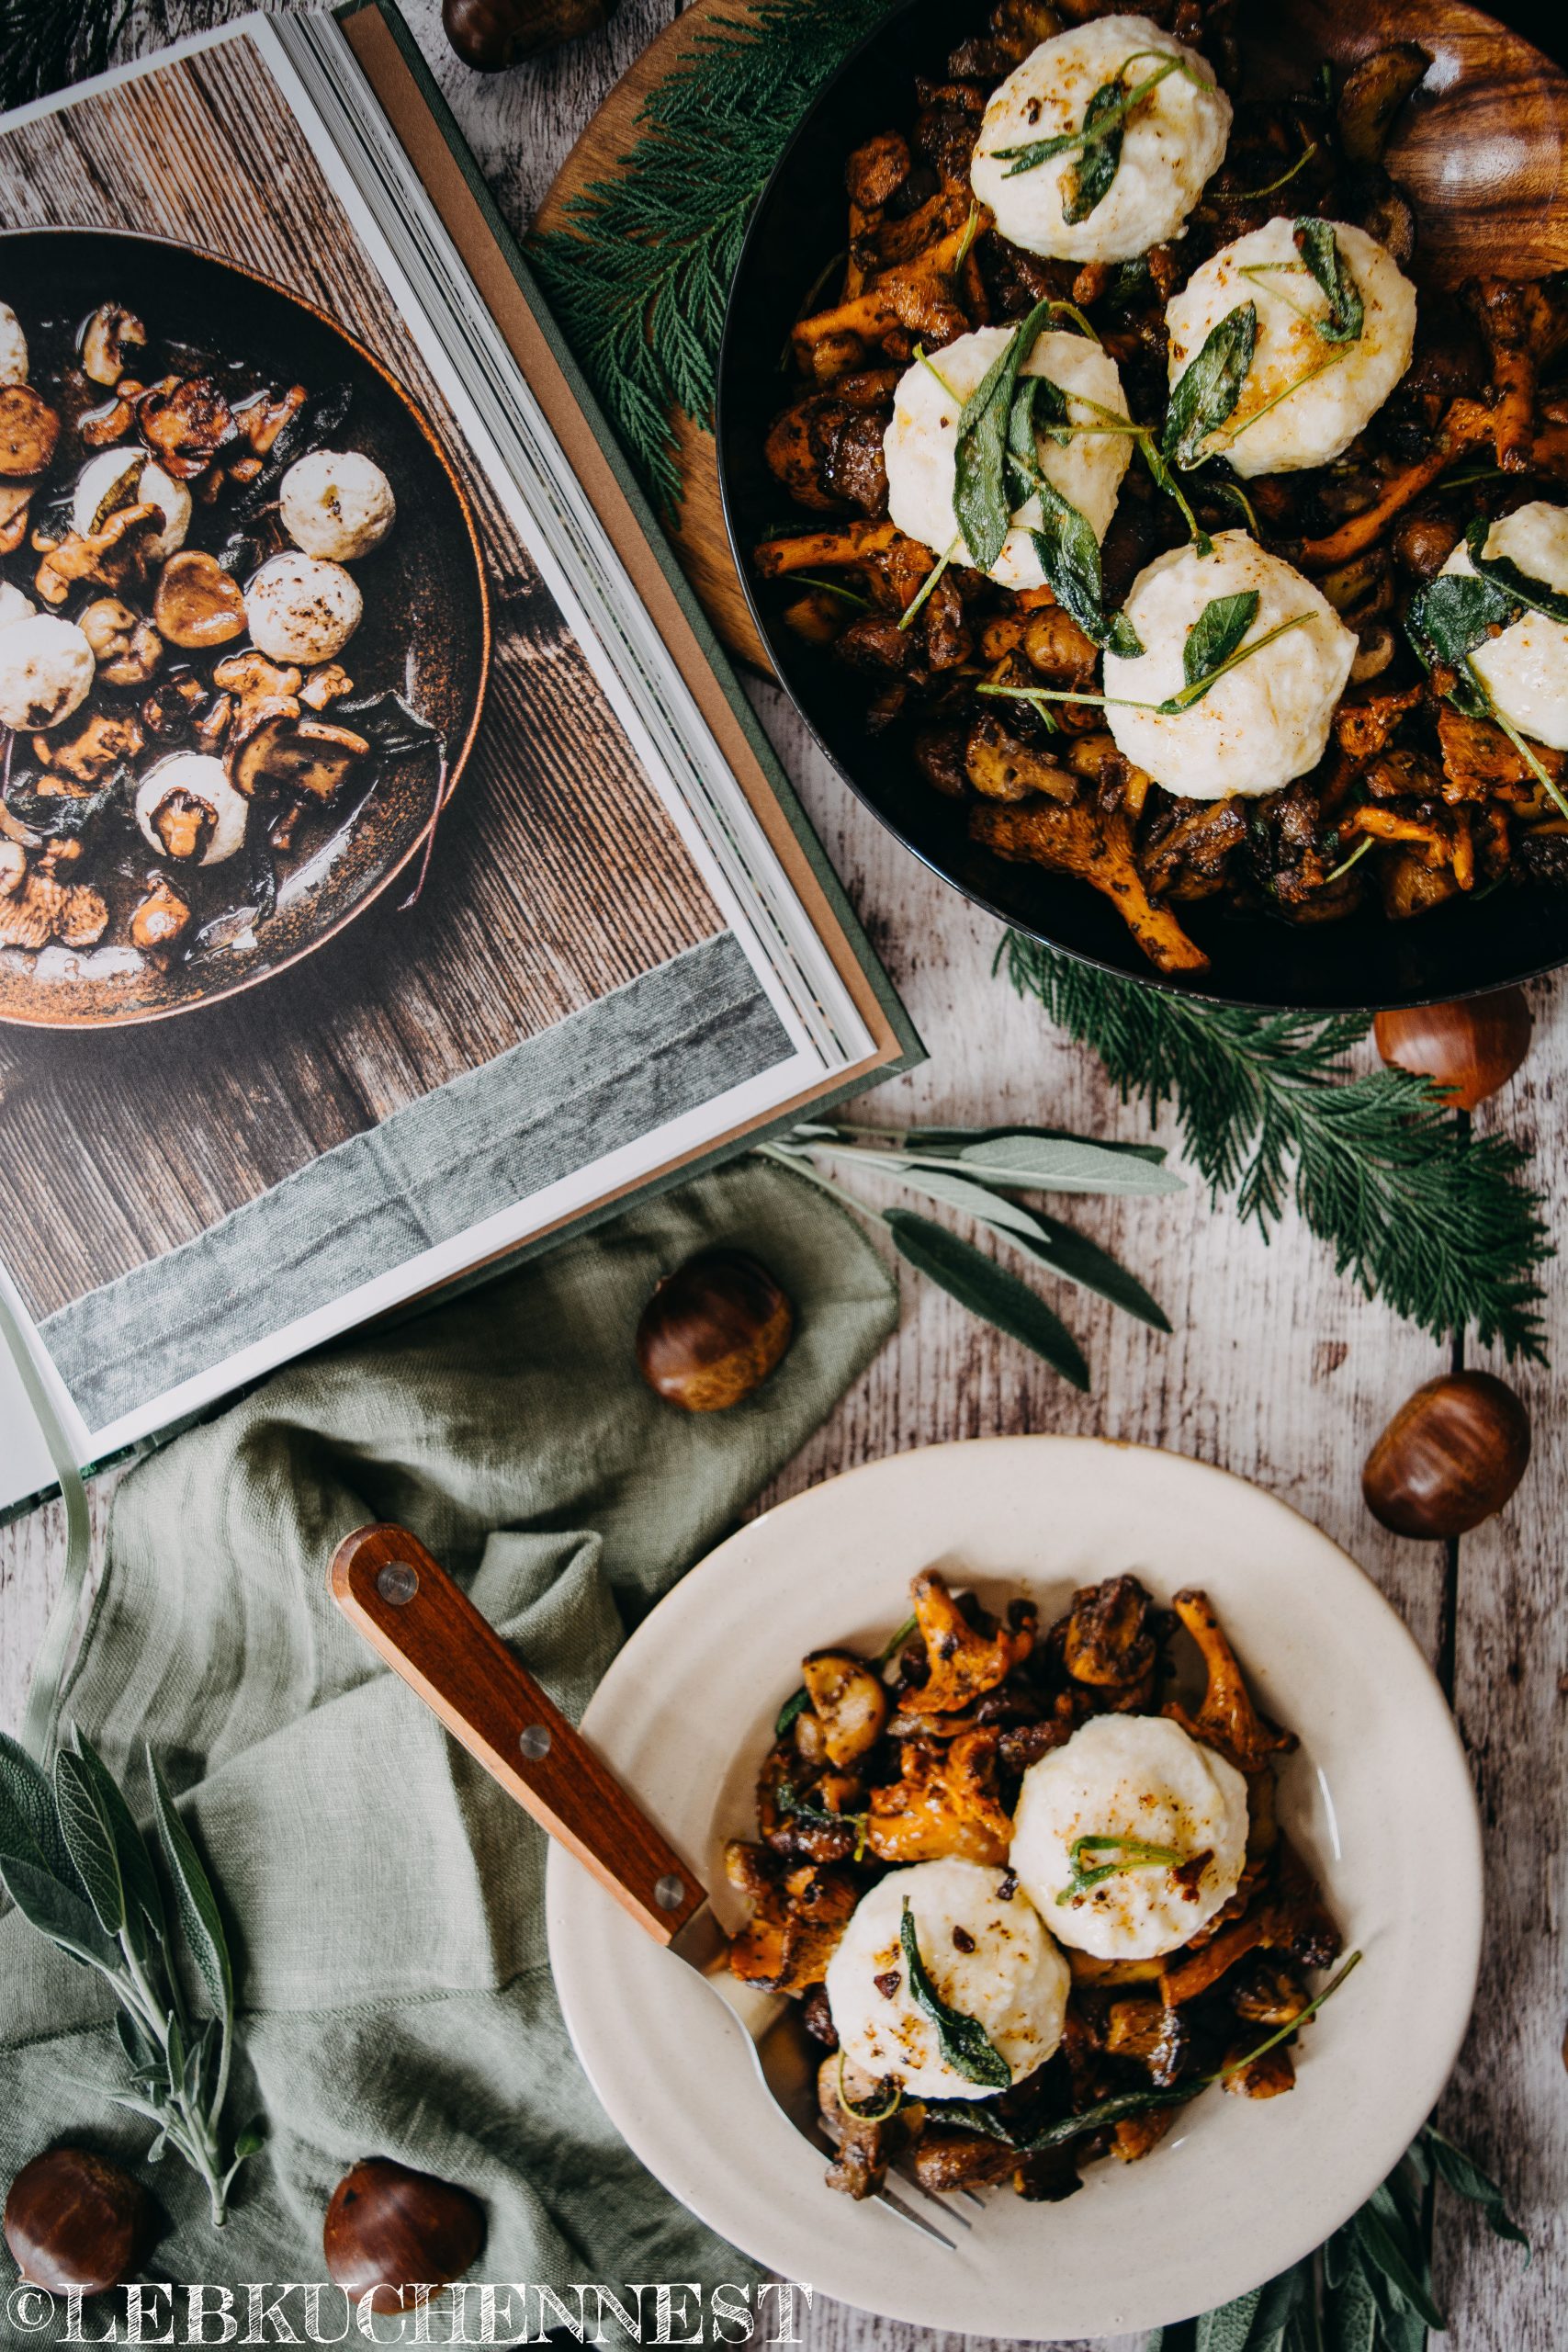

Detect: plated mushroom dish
753,0,1568,977
727,1569,1350,2203
0,290,443,981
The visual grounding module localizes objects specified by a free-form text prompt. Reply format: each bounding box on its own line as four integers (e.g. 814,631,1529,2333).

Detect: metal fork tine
874,2183,960,2249
891,2165,975,2230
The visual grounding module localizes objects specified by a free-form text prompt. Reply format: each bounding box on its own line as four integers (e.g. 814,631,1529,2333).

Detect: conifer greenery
1000,937,1551,1362
530,0,897,514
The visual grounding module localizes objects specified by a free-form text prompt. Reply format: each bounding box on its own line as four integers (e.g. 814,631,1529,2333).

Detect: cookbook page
0,18,834,1504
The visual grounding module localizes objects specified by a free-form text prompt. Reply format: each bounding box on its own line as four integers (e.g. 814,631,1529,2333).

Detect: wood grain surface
0,29,722,1321
3,4,1563,2347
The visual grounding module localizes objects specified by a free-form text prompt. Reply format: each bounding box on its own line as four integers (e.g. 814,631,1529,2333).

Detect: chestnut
635,1249,794,1411
3,2147,144,2295
1362,1371,1531,1539
442,0,615,71
322,2157,484,2316
1373,989,1532,1114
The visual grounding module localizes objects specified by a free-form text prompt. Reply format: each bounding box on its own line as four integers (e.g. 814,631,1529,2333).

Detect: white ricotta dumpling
824,1859,1070,2100
970,16,1232,264
0,615,94,730
1439,501,1568,752
884,326,1132,591
245,551,363,665
135,753,248,867
279,449,397,562
0,582,36,632
1010,1713,1248,1961
1103,532,1356,798
0,302,27,388
1165,216,1416,478
73,449,191,563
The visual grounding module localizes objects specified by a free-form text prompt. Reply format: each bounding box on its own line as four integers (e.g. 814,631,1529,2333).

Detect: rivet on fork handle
330,1522,709,1947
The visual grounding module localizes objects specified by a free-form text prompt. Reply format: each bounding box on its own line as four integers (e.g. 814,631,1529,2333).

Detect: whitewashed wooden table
3,4,1562,2345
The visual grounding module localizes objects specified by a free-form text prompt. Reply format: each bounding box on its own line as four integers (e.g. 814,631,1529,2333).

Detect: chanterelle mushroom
136,375,236,481
897,1569,1034,1717
211,650,303,734
31,707,144,786
130,876,192,956
0,385,60,479
81,303,147,389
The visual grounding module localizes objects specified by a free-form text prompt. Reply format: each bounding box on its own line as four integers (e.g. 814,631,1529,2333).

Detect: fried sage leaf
1183,590,1260,692
1006,378,1142,657
1063,77,1127,221
1163,302,1258,469
953,295,1055,571
899,1898,1012,2089
1461,515,1568,626
1293,217,1364,344
1404,570,1519,718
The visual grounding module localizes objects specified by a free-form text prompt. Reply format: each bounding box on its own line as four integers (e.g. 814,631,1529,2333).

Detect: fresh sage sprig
900,1898,1011,2089
0,1727,263,2226
1150,2118,1528,2351
1058,1831,1187,1902
757,1117,1180,1393
954,296,1055,571
1007,381,1143,655
1404,569,1568,819
1293,217,1364,344
1163,302,1257,469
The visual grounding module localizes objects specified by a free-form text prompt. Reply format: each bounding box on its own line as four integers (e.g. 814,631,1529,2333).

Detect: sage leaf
899,1898,1011,2088
1351,2201,1445,2331
1030,496,1143,657
886,1164,1052,1240
1404,569,1518,718
1195,2286,1263,2352
0,1729,76,1888
54,1746,130,1942
232,2120,268,2160
1293,217,1364,343
1011,1216,1172,1329
1461,516,1568,626
1325,2264,1379,2352
773,1687,809,1738
1184,591,1259,691
953,296,1054,571
884,1209,1090,1388
148,1746,233,2021
956,1134,1187,1194
1422,2123,1530,2252
1163,302,1258,469
1063,76,1126,220
0,1847,119,1972
904,1122,1168,1164
70,1728,166,1950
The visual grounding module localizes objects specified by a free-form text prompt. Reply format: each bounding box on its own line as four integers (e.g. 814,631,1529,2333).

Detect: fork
329,1522,968,2248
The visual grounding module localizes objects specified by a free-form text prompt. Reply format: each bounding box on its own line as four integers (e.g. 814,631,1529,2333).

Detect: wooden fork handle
330,1522,708,1944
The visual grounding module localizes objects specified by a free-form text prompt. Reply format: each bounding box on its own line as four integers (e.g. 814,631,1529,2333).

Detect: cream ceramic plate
545,1438,1483,2340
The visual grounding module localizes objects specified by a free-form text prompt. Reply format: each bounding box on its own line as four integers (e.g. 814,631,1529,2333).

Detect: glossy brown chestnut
322,2157,484,2316
635,1248,795,1411
441,0,615,71
1362,1371,1531,1538
1373,989,1533,1113
3,2147,144,2296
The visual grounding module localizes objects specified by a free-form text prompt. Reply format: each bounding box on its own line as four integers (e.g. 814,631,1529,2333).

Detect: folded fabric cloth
0,1158,897,2343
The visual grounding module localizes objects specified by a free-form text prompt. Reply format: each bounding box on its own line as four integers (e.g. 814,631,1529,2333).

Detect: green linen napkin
0,1157,897,2343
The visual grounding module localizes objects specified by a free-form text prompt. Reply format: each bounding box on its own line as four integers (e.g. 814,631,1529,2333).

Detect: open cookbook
0,2,919,1514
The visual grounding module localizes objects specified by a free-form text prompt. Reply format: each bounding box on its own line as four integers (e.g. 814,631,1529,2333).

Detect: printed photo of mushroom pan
0,231,488,1026
721,0,1568,1002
